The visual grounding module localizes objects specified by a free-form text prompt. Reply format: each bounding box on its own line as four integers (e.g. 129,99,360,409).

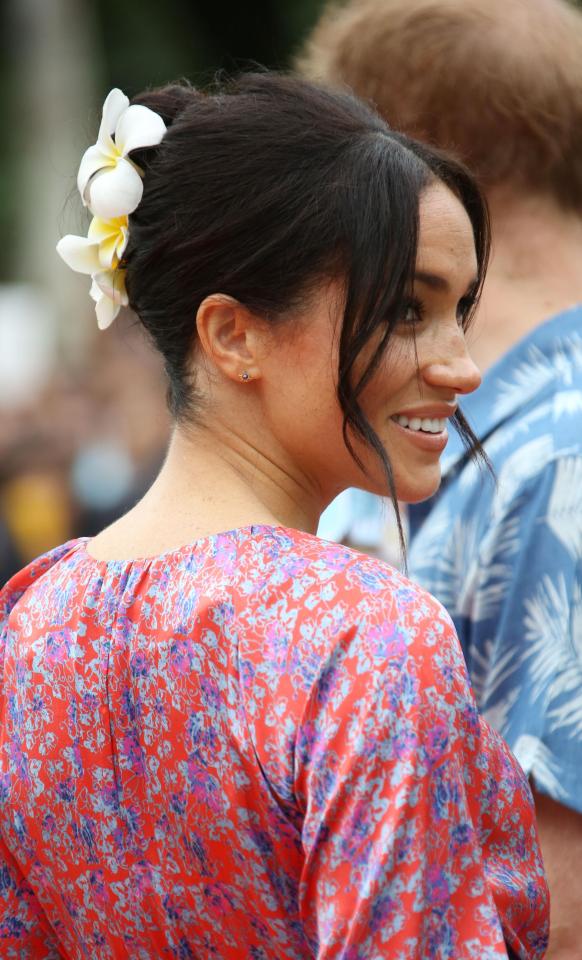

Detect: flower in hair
56,88,166,328
57,215,129,329
78,88,166,220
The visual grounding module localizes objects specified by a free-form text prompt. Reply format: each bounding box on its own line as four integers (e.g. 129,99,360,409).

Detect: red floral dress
0,526,548,959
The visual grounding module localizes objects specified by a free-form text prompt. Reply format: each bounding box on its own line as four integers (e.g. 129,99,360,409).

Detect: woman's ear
195,294,263,384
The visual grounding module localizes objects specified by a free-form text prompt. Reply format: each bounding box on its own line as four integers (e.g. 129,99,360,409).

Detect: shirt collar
441,304,582,476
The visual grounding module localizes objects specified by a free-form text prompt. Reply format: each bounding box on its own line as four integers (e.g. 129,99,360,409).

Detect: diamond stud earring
240,371,251,382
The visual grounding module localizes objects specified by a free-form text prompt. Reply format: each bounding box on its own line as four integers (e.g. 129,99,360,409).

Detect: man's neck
467,188,582,372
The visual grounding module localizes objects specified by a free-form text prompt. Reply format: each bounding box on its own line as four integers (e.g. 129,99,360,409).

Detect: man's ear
196,294,263,384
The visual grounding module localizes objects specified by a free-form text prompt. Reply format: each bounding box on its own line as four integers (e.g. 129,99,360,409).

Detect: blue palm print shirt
409,305,582,814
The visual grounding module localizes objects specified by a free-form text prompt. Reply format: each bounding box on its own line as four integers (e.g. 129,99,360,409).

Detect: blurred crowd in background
0,0,324,582
0,310,169,581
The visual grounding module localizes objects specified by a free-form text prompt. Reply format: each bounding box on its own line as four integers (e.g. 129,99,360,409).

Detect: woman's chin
395,470,442,505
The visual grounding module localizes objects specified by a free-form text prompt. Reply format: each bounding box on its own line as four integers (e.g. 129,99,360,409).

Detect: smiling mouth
391,415,447,434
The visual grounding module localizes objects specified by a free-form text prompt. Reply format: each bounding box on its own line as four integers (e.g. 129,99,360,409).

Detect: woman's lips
389,415,449,452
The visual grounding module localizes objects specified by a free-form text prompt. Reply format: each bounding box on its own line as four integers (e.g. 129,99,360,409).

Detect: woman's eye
456,295,477,327
401,299,424,325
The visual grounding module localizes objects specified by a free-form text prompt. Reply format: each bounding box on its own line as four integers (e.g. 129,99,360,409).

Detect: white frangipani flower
77,87,166,220
56,214,130,329
90,270,128,331
56,87,166,329
57,215,128,273
88,215,129,269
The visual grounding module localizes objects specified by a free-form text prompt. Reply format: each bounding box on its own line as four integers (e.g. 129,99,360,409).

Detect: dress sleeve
293,586,549,960
466,455,582,815
0,542,81,958
0,540,84,618
0,839,60,958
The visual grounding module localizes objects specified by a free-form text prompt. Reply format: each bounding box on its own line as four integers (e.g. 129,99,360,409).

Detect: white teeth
394,415,446,433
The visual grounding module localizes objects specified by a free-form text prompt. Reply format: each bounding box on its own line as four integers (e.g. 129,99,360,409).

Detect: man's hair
298,0,582,210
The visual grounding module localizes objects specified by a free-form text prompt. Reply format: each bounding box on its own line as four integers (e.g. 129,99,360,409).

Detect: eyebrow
414,271,478,296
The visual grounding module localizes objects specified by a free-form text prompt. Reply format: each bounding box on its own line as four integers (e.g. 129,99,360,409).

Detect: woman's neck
87,423,321,562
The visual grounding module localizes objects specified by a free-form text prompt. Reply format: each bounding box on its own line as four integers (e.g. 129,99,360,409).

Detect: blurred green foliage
97,0,325,91
1,0,18,281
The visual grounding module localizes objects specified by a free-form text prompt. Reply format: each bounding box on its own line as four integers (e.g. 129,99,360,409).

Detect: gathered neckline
78,522,308,568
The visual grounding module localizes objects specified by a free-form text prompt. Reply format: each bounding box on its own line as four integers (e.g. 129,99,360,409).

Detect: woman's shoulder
0,538,87,623
263,524,447,616
245,525,458,681
246,528,477,779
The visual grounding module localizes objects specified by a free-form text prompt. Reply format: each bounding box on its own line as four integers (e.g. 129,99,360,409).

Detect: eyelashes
456,295,478,328
400,294,477,329
401,297,425,325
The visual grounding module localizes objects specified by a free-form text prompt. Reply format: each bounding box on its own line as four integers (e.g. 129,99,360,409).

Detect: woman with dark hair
0,74,547,958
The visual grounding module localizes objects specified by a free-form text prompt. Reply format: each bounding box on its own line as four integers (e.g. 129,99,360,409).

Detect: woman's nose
422,333,482,396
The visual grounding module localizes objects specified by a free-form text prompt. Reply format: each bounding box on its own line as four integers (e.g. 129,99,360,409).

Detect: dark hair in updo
126,72,489,538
